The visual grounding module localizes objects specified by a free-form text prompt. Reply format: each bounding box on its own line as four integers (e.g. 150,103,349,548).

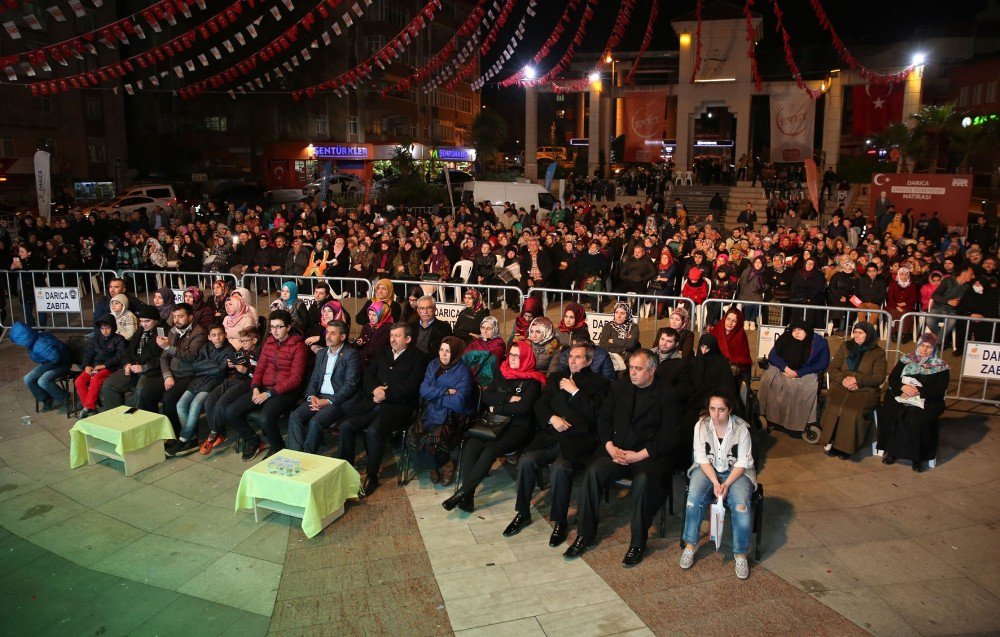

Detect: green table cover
69,406,175,469
235,449,360,538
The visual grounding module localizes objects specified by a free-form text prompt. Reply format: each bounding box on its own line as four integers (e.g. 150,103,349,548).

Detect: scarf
321,300,346,327
466,289,485,313
900,333,950,376
223,293,252,329
528,316,555,342
499,340,548,386
155,287,174,321
230,287,258,321
438,336,466,373
374,278,396,304
845,321,879,371
558,302,587,334
895,267,912,289
670,306,691,330
709,308,752,367
367,300,394,330
773,319,813,370
480,316,500,341
280,281,299,308
185,286,204,309
110,293,129,318
609,301,633,340
515,297,544,339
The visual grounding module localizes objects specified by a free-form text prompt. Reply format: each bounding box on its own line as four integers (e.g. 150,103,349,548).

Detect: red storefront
260,141,375,190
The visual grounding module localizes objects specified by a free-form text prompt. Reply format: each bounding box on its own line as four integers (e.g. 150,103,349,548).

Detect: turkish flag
852,82,904,137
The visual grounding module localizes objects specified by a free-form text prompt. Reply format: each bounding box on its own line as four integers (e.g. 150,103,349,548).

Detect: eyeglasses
270,324,288,331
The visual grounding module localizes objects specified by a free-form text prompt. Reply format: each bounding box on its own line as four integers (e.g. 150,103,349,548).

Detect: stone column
588,89,601,177
821,72,844,171
600,92,612,167
902,65,924,128
525,85,538,181
576,92,586,138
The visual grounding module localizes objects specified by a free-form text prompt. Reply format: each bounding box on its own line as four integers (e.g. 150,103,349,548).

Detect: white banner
33,150,51,221
769,86,815,163
435,302,465,326
35,287,81,312
962,342,1000,379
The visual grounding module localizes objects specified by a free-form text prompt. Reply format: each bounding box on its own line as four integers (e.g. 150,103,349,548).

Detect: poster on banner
435,303,465,326
623,91,666,163
961,342,1000,379
770,87,815,162
868,173,973,230
35,287,81,312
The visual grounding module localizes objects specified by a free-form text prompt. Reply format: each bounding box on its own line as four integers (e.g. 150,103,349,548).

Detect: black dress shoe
503,513,532,537
563,535,593,558
457,495,475,513
361,476,379,499
881,452,896,465
442,490,470,511
548,523,568,547
622,546,645,568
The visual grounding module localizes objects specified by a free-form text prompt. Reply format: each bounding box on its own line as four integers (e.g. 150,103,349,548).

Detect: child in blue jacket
10,321,71,412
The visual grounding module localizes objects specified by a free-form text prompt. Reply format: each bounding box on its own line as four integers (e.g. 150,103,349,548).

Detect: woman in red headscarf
442,340,544,513
510,296,544,344
709,307,753,379
555,301,591,348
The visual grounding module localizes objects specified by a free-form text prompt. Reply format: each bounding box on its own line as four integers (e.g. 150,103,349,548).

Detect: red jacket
252,333,307,395
887,279,918,313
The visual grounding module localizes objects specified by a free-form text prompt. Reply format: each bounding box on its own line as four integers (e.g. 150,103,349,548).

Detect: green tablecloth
69,406,176,469
235,449,360,538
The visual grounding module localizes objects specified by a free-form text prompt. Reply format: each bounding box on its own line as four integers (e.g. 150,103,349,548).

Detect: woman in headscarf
222,289,257,349
555,302,591,348
886,266,919,343
681,267,710,307
827,258,858,336
510,296,543,344
709,307,753,380
401,286,422,324
356,278,402,327
393,238,422,278
465,315,507,366
758,319,831,435
184,286,214,330
442,340,545,513
416,336,475,486
269,280,310,334
598,301,640,371
789,258,827,328
652,248,679,317
736,255,768,327
209,278,232,325
353,300,394,369
818,321,887,457
453,289,490,342
153,286,175,322
707,255,737,326
526,316,561,373
667,306,695,359
229,286,259,323
303,299,350,354
875,333,950,472
423,242,451,280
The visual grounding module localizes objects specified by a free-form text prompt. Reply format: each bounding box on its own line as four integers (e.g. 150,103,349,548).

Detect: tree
872,122,921,173
389,139,416,177
470,109,507,171
910,104,961,173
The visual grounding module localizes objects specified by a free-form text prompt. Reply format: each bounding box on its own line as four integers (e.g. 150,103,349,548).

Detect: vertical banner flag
851,81,904,137
544,161,557,191
623,91,667,163
770,86,815,162
804,158,819,211
34,150,51,220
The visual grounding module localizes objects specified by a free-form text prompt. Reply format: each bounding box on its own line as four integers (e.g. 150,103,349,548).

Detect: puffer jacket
83,315,127,370
252,332,307,395
10,322,70,366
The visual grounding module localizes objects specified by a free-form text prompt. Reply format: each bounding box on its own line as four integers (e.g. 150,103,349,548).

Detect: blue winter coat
767,332,831,377
10,322,70,366
419,360,475,427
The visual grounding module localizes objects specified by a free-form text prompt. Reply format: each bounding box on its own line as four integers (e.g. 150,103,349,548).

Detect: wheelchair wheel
802,425,821,444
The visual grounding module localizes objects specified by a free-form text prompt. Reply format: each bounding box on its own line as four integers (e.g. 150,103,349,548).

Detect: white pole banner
34,149,52,221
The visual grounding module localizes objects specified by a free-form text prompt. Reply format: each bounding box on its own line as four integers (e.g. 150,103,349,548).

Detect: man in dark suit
338,322,427,496
563,349,682,567
503,343,609,546
286,320,360,453
413,296,453,356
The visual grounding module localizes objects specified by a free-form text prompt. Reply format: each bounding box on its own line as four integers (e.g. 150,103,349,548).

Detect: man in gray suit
286,320,360,453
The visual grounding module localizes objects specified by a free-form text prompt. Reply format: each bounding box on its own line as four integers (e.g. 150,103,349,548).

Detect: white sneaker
679,546,696,569
735,554,750,579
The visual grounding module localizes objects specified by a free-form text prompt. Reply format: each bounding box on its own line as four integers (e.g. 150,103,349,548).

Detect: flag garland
545,0,637,94
689,0,703,83
806,0,913,84
743,0,762,92
622,0,657,85
515,0,598,88
770,0,824,99
469,0,535,91
497,0,584,88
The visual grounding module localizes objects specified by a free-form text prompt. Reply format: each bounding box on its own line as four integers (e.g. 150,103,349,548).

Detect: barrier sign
587,313,638,344
435,303,465,326
34,287,81,312
172,289,185,304
758,324,826,360
961,342,1000,379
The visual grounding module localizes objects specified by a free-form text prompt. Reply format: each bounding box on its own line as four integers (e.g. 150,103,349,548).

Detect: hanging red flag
851,81,904,137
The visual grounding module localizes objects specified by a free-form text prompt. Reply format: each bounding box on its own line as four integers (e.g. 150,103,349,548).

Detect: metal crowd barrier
389,278,523,338
527,287,695,348
897,311,1000,406
0,269,117,340
121,270,240,309
239,274,372,338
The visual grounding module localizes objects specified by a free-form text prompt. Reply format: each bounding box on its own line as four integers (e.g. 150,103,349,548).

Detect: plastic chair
449,260,474,303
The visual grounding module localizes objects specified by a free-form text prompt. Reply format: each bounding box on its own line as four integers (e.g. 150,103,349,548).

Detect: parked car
302,173,364,198
117,184,177,210
92,195,164,216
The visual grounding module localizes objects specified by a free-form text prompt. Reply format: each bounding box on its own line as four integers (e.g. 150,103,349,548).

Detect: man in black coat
412,295,453,356
503,343,610,546
563,349,681,567
99,305,163,408
338,322,427,496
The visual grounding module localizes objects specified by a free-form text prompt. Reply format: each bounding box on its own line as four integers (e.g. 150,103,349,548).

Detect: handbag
466,411,513,441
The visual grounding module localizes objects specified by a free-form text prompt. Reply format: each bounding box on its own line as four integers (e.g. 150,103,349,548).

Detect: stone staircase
671,184,731,223
726,181,770,228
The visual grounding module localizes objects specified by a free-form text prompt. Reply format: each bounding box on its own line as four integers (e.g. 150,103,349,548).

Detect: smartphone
157,327,166,338
125,406,139,414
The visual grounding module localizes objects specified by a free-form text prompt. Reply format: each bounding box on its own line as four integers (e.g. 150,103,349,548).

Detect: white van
120,184,177,209
462,180,558,216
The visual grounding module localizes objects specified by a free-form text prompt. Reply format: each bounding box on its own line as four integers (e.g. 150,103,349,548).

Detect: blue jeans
682,468,753,555
24,362,70,404
176,390,210,441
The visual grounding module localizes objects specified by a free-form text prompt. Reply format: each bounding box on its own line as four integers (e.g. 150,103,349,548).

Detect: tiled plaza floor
1,339,999,636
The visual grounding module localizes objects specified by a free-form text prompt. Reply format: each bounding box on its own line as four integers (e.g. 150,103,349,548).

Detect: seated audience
453,290,490,342
413,295,453,355
109,294,137,340
415,336,475,486
353,300,394,369
464,316,507,366
555,302,591,348
76,315,128,417
758,319,831,433
144,303,208,432
201,326,260,455
100,306,163,409
356,278,403,326
709,307,753,379
11,321,71,412
510,297,543,343
526,317,560,372
269,281,311,335
169,324,235,455
667,306,695,359
599,301,640,370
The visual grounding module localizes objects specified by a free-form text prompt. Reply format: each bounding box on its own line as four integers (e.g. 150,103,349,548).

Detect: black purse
465,382,522,441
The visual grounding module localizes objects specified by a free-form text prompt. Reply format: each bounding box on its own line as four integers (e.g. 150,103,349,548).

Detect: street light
523,66,536,80
588,71,600,83
306,143,316,158
912,52,926,66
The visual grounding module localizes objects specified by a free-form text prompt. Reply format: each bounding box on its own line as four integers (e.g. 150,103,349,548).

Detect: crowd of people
4,182,993,575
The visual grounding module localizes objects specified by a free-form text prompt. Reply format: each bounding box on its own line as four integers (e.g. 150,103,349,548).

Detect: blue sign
314,144,370,159
437,147,473,161
544,161,557,191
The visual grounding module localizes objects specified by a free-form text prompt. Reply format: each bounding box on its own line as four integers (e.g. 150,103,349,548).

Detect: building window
973,83,984,105
0,136,13,157
84,96,102,120
372,1,407,26
275,110,290,137
33,96,54,113
347,116,359,137
958,86,970,107
293,159,318,185
87,138,106,163
314,116,328,137
457,96,472,113
203,116,228,131
987,81,998,104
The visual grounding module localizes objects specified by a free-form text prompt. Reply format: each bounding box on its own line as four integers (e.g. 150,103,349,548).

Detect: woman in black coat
789,258,827,328
442,340,544,513
452,290,490,342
